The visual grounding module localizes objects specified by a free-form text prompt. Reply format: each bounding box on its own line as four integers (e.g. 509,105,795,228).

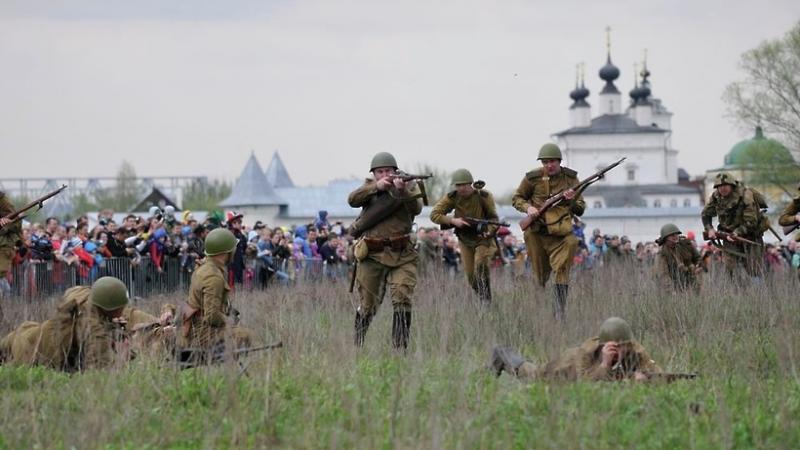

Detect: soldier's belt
363,235,411,252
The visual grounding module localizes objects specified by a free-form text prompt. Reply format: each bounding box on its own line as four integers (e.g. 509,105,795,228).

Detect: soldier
655,223,702,293
415,227,441,275
512,143,585,320
778,182,800,232
491,317,662,382
178,227,253,366
0,277,140,370
701,172,765,279
430,169,500,305
0,190,22,301
348,152,424,349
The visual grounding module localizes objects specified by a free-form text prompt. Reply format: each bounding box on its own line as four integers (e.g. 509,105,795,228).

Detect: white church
546,43,704,242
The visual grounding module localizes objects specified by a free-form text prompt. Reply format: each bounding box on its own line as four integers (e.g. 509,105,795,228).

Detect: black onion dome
629,85,644,103
599,55,620,82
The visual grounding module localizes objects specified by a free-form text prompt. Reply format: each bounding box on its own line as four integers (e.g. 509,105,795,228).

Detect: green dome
725,126,793,166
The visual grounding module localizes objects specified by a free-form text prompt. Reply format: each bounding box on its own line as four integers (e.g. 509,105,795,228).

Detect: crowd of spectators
7,208,799,297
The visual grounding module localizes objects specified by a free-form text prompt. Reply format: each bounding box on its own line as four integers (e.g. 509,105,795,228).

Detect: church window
593,201,603,208
683,198,691,207
627,169,635,181
653,199,662,208
670,199,677,207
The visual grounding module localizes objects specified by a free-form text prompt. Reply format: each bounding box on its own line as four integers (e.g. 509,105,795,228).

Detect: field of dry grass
1,264,799,448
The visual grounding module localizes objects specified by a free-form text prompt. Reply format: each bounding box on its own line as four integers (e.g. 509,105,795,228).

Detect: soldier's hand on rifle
707,228,717,240
526,206,540,218
392,177,408,192
634,371,649,382
0,218,10,227
376,178,393,191
563,188,576,200
726,233,737,243
600,342,619,369
451,217,470,228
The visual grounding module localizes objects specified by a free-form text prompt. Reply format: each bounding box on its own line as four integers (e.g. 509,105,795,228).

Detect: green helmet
370,152,398,171
451,168,474,185
598,317,633,344
713,172,737,188
659,223,681,240
90,276,129,311
205,228,238,256
537,143,563,160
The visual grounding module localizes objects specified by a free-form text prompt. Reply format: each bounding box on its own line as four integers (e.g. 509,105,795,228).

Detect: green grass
1,265,799,449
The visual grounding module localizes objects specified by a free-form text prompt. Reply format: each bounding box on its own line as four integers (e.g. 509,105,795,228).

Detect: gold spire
580,62,586,85
633,62,639,87
605,26,612,54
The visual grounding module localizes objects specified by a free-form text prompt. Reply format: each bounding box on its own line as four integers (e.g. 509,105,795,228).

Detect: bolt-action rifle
702,230,761,247
519,158,626,231
1,184,68,228
441,216,510,233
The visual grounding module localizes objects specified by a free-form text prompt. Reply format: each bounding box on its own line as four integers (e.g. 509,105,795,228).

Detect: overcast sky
1,1,799,195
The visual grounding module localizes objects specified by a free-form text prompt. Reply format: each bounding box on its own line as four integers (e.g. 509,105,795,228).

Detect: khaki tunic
430,189,499,290
182,258,231,350
655,238,702,292
512,167,585,286
517,337,661,381
348,178,423,315
701,184,764,276
0,193,22,277
778,196,800,227
0,286,127,371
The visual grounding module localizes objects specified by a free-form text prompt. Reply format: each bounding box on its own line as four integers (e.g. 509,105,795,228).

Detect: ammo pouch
353,238,369,262
349,192,403,239
543,208,573,236
363,235,411,252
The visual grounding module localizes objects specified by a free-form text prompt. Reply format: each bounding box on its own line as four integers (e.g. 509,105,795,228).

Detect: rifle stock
783,223,799,235
702,230,761,246
519,158,626,231
233,341,283,356
645,372,697,382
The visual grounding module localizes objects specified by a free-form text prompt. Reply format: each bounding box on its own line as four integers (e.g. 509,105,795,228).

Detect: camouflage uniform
0,286,136,370
348,176,423,348
179,258,252,360
512,165,585,318
701,182,764,277
430,188,499,303
655,237,702,293
0,192,22,298
515,337,661,381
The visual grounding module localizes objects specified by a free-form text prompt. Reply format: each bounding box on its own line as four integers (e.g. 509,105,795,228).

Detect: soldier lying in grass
492,317,695,382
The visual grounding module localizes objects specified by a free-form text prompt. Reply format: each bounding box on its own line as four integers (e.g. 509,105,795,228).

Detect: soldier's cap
620,236,630,244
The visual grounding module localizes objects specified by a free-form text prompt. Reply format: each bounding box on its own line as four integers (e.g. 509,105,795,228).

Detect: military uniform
0,280,134,371
512,144,585,319
701,174,765,277
348,152,423,348
430,172,499,304
0,191,22,298
493,317,662,382
655,224,702,293
778,195,800,229
180,257,252,357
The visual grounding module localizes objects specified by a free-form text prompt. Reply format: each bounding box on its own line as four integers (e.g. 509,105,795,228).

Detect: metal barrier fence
6,257,350,300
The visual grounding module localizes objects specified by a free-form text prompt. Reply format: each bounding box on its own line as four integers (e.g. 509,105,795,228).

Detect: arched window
683,198,691,207
670,199,678,207
593,201,603,209
627,169,635,181
653,199,662,208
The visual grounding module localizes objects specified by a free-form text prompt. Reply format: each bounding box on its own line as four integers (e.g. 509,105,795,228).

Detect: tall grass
1,263,798,449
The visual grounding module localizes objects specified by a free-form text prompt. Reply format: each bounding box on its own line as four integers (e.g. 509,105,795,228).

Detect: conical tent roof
220,153,285,207
265,151,295,188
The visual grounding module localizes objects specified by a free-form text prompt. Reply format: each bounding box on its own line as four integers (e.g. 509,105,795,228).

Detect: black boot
554,284,568,321
391,310,411,350
490,346,526,376
354,312,373,347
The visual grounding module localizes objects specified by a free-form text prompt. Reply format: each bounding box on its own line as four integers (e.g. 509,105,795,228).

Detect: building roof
265,151,295,188
583,183,700,208
724,126,792,167
220,153,286,207
130,186,178,212
276,178,363,219
554,113,667,136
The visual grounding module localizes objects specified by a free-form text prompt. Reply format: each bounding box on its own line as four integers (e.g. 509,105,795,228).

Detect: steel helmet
90,276,129,311
659,223,681,240
598,317,633,344
537,143,563,160
451,168,474,185
370,152,398,171
205,228,238,256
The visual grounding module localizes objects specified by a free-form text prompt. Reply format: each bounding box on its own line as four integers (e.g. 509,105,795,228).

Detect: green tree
93,161,144,212
724,21,800,150
181,179,232,211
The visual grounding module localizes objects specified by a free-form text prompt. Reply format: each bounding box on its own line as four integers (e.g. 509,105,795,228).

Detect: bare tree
724,21,800,150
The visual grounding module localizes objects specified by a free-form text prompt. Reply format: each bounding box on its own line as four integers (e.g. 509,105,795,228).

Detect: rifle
643,372,698,382
782,222,799,236
441,216,510,233
349,260,358,293
1,184,68,228
519,158,625,231
702,230,761,247
388,171,434,182
232,341,283,356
